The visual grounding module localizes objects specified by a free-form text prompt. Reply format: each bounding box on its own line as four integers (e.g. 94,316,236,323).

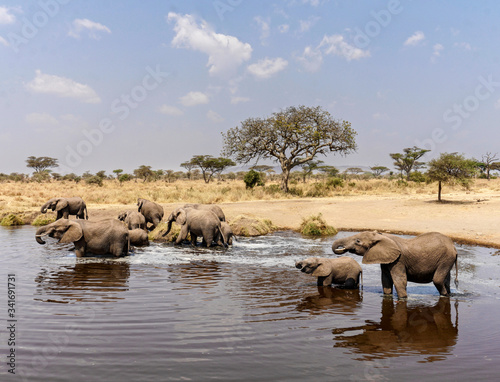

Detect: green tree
300,160,323,183
134,165,155,182
26,156,59,174
113,169,123,179
390,147,430,180
244,169,264,189
478,152,499,180
370,165,390,178
317,165,339,178
183,155,235,183
426,152,478,202
118,173,132,185
222,105,357,192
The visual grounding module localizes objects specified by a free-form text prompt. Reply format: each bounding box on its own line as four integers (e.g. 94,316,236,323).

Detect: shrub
1,214,24,226
300,213,337,236
326,177,344,188
32,214,56,226
243,170,264,189
86,176,103,187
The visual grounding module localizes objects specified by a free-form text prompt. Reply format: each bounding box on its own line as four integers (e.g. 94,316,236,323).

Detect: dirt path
89,192,500,248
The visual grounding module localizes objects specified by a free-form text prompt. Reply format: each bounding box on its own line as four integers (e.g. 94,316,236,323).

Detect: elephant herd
35,196,234,258
35,196,459,300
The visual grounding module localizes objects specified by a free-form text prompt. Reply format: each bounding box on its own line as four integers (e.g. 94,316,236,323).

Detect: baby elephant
295,257,362,288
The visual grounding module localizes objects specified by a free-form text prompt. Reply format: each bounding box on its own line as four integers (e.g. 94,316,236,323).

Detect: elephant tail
84,205,88,220
454,257,459,289
218,225,228,248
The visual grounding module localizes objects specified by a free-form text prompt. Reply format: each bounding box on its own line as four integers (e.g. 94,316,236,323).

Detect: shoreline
10,192,499,249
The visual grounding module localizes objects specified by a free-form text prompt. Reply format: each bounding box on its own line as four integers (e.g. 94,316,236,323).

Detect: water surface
1,227,500,381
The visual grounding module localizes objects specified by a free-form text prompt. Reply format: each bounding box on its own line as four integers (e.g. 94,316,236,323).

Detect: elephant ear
55,199,69,212
176,209,187,225
59,222,83,244
363,235,400,264
311,261,332,277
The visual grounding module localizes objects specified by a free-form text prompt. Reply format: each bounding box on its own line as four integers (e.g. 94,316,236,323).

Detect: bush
1,214,24,226
243,170,264,189
326,177,344,188
32,214,56,226
300,213,337,236
86,176,103,187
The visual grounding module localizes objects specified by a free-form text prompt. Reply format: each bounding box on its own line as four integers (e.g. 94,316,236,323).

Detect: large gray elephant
295,257,362,288
183,203,226,222
137,198,164,230
163,207,226,247
118,210,146,230
331,231,458,299
40,197,88,220
128,228,149,247
35,218,129,257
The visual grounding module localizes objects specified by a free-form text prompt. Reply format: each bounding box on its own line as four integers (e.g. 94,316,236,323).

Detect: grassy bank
1,178,499,225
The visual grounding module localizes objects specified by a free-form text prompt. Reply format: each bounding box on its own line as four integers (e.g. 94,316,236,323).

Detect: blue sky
1,0,500,175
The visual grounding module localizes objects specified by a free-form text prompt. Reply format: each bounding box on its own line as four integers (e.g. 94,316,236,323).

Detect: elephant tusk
333,247,347,254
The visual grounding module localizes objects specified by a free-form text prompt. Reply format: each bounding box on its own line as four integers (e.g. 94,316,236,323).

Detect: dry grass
1,178,499,222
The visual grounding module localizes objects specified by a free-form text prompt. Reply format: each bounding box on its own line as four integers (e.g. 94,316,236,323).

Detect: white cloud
168,12,252,76
158,105,184,116
179,91,209,106
431,43,444,62
0,6,16,25
404,31,425,46
0,36,9,47
230,96,250,104
207,110,224,123
299,16,320,33
247,57,288,79
319,34,370,61
494,99,500,110
68,18,111,39
25,112,59,126
279,24,290,33
296,46,323,72
303,0,321,6
254,16,270,45
25,70,101,104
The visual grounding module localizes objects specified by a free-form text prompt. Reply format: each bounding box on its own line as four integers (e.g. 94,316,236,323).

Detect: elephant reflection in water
296,287,362,315
332,298,458,362
35,261,130,304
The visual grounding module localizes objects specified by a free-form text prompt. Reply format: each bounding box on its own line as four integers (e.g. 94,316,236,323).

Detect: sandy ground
89,190,500,249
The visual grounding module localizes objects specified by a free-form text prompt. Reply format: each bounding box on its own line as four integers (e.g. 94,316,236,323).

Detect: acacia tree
370,165,390,178
26,156,58,174
183,155,235,183
390,147,429,180
222,105,357,192
426,152,478,202
478,152,500,180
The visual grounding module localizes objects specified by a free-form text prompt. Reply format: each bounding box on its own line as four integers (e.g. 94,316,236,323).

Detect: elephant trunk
35,226,52,245
40,203,49,213
332,238,348,255
162,219,173,237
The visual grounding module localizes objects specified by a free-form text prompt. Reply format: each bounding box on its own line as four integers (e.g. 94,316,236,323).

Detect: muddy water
2,227,500,381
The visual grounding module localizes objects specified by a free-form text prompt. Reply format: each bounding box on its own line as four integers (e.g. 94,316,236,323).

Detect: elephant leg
74,244,85,258
390,264,408,300
62,211,69,219
191,234,198,246
175,226,188,245
433,269,451,296
57,211,63,220
381,265,394,295
203,232,214,248
317,274,333,287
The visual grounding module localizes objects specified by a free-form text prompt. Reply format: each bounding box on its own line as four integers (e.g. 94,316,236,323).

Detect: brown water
2,227,500,381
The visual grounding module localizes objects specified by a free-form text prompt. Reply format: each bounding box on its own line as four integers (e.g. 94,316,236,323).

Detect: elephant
295,257,362,288
40,197,88,220
332,231,458,299
183,203,226,222
163,207,226,247
35,218,129,258
219,221,235,245
128,228,149,246
137,198,164,230
118,210,146,230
